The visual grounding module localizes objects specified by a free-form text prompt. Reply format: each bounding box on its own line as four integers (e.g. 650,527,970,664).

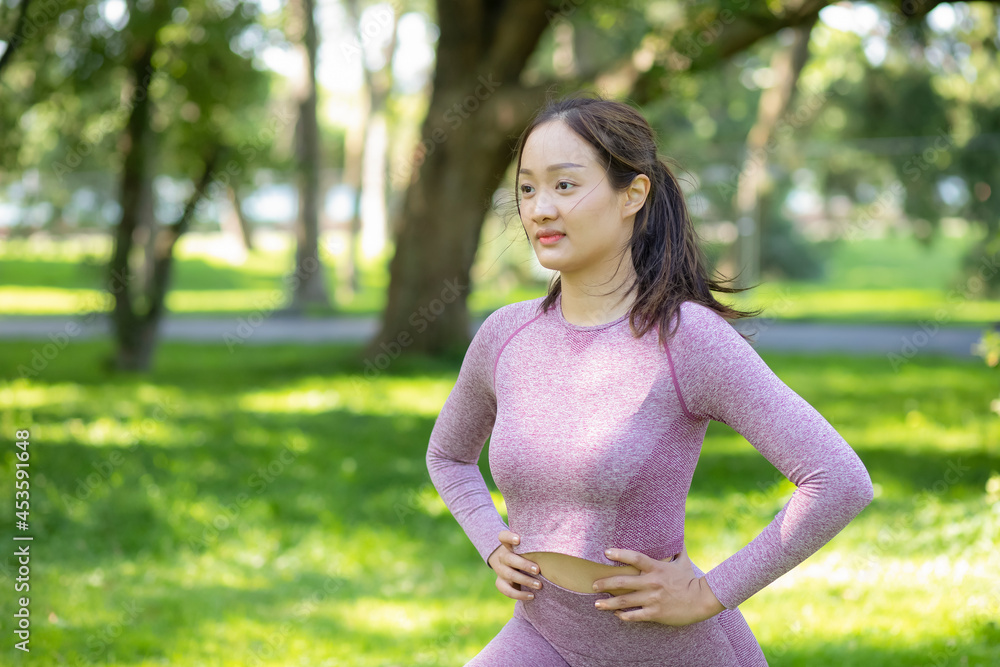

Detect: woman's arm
426,310,511,568
666,301,875,610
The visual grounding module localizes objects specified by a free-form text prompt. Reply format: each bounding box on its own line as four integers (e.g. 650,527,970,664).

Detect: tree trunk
146,149,221,325
109,1,220,371
109,33,157,371
727,18,816,289
221,185,253,253
139,195,159,301
111,141,219,371
363,0,555,361
232,188,253,250
341,0,399,295
289,0,328,310
344,94,366,295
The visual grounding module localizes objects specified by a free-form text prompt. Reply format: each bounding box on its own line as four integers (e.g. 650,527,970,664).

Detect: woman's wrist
698,576,726,618
487,544,502,569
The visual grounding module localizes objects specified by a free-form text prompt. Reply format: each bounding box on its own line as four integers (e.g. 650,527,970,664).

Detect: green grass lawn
0,341,998,665
1,230,998,325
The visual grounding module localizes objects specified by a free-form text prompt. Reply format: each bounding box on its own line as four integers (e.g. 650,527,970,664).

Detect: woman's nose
529,193,557,223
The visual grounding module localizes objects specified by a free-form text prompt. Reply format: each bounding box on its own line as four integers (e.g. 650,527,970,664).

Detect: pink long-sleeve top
425,292,874,610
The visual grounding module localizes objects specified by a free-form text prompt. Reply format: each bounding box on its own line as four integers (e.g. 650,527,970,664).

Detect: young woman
425,94,874,666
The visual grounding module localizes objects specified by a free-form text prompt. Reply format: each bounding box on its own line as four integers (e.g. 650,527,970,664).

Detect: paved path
1,313,992,358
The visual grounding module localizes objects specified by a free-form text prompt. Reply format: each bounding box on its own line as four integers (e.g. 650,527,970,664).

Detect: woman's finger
496,558,541,592
596,590,647,611
593,571,646,593
516,556,539,573
497,575,535,600
515,570,542,592
499,529,520,544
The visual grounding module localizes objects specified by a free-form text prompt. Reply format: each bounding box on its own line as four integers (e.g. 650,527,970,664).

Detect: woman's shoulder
475,295,549,341
667,300,745,349
664,301,760,392
675,299,734,330
495,294,547,317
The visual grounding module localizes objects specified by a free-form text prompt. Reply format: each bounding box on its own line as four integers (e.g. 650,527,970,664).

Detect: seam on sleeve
663,338,698,422
492,308,545,394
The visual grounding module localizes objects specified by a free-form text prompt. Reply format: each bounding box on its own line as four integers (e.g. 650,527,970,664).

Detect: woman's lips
539,233,565,245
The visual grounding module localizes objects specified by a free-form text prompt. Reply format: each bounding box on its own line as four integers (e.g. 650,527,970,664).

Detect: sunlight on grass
356,378,457,417
0,381,89,408
0,287,292,314
340,599,438,635
239,387,344,414
851,415,993,451
166,289,287,313
726,285,1000,324
238,376,454,417
0,286,109,313
741,549,1000,646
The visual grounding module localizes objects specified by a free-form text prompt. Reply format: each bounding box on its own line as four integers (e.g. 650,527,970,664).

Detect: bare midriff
521,551,678,597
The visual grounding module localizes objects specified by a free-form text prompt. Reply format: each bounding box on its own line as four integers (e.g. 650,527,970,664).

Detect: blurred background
0,0,998,665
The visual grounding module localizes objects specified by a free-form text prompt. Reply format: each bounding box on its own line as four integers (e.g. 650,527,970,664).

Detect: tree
363,0,841,361
341,0,400,295
726,17,817,287
362,0,557,361
107,0,272,370
286,0,329,310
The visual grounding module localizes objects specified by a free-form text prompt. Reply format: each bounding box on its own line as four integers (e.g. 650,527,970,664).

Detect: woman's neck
558,278,636,327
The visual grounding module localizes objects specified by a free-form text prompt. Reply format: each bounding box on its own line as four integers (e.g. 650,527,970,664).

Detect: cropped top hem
511,536,686,569
512,538,626,568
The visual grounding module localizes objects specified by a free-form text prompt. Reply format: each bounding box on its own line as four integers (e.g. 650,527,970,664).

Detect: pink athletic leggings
465,562,769,667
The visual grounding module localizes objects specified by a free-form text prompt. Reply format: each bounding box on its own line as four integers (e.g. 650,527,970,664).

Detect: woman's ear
623,174,651,215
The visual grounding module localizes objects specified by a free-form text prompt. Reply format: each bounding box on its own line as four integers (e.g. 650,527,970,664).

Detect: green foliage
960,233,1000,300
0,0,277,230
758,180,831,281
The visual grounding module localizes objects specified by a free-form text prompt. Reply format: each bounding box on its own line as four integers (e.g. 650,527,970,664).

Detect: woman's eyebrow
518,162,586,175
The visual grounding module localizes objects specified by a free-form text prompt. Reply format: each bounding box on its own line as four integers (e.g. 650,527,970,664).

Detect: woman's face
517,119,648,280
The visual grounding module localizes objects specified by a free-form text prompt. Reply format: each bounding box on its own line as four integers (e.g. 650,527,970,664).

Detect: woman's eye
520,182,572,195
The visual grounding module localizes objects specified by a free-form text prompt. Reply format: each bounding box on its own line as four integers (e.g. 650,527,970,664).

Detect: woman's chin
533,253,571,273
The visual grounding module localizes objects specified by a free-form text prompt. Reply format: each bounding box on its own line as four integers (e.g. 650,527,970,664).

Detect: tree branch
0,0,34,79
144,147,222,324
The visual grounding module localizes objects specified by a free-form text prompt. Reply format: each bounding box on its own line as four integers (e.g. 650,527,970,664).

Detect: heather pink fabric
426,292,873,660
465,560,768,666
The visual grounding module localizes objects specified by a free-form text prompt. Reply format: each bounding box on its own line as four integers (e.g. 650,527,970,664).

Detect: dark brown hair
505,92,761,346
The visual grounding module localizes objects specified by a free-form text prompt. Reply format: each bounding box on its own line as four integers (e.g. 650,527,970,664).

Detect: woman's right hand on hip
487,530,542,600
